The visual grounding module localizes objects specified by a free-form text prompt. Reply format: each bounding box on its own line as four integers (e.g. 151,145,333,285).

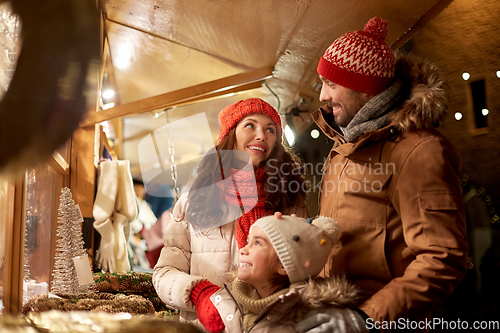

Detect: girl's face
234,113,278,167
238,226,286,297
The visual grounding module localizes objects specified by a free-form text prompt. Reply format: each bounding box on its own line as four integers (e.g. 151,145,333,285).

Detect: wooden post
3,175,26,315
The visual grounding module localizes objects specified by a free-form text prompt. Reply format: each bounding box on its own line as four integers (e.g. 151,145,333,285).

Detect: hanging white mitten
93,218,116,273
113,212,131,273
115,160,138,240
93,161,118,222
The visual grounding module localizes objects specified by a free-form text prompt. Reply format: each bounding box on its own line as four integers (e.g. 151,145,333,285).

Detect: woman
153,98,308,328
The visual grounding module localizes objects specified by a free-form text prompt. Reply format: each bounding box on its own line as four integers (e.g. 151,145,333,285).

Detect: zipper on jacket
224,283,261,333
224,283,244,315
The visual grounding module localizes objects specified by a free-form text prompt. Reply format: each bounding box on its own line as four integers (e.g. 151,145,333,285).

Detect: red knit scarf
216,167,270,248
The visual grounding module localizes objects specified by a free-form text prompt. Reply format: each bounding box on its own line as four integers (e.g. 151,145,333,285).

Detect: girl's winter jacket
213,277,365,333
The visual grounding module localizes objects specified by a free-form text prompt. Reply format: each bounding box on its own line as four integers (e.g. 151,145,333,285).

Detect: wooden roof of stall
96,0,453,182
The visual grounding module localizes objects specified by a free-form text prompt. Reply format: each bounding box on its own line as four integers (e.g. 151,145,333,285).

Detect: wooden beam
100,126,118,160
162,80,263,111
109,118,123,159
391,0,455,50
79,67,273,127
47,151,70,176
70,127,96,218
105,38,124,159
3,175,25,315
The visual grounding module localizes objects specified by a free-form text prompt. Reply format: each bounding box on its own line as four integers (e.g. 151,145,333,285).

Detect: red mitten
190,280,225,333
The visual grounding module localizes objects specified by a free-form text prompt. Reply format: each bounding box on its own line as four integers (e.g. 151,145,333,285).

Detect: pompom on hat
252,213,341,283
217,98,282,144
317,17,395,96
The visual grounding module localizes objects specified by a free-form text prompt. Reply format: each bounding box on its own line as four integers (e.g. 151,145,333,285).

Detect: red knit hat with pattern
317,17,395,96
217,98,282,144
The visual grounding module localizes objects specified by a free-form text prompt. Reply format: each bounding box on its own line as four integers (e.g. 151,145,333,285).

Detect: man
296,17,468,332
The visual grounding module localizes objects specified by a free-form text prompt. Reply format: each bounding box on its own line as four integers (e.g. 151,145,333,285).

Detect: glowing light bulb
102,89,115,99
462,72,470,81
454,112,462,121
482,109,489,116
310,129,320,139
285,125,295,145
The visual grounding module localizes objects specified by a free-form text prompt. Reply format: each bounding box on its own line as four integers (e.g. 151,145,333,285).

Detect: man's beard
323,111,341,132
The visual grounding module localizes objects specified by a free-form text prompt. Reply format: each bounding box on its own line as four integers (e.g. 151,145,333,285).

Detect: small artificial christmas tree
51,187,89,294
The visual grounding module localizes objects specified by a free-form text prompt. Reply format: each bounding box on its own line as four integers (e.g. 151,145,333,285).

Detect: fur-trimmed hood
226,269,359,312
389,52,449,133
229,275,359,319
297,275,359,309
213,275,361,332
287,275,359,319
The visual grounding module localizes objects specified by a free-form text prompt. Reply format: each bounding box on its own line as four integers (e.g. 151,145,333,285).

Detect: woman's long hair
182,126,308,230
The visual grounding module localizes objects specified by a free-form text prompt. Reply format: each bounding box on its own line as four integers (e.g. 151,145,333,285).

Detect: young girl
153,98,308,326
200,212,366,333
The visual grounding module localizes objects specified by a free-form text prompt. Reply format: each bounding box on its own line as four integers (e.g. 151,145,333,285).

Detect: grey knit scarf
340,78,403,142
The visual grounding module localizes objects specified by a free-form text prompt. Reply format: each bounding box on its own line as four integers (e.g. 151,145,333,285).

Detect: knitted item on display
93,218,116,273
190,281,225,333
252,215,341,283
216,167,271,248
93,160,139,274
217,98,282,144
116,160,138,223
113,212,131,273
317,17,395,96
93,161,118,222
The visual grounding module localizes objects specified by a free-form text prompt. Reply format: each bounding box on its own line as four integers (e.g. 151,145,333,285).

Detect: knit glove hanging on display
116,160,138,226
93,161,118,222
93,161,119,272
93,218,116,272
113,212,131,272
111,160,138,273
190,280,225,333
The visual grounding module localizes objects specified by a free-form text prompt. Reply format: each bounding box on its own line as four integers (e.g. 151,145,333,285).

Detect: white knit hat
252,215,341,283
